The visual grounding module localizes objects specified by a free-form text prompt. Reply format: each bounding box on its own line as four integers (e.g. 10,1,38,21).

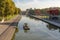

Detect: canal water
15,16,60,40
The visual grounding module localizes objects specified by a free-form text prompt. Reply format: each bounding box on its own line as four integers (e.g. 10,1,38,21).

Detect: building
34,9,41,15
47,7,59,20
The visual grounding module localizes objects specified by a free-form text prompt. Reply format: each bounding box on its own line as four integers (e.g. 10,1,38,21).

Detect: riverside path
0,15,21,40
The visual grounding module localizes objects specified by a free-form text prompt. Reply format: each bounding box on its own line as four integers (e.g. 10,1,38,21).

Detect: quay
0,15,21,40
29,15,60,27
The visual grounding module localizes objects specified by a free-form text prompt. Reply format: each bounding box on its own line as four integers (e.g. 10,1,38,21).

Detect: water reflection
23,30,29,33
26,15,37,20
27,16,40,21
15,16,60,40
15,27,19,33
47,24,60,32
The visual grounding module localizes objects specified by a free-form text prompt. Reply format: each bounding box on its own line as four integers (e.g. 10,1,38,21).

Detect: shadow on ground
0,22,18,26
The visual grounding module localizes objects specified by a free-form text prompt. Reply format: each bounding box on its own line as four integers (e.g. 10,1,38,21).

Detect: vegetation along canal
14,15,60,40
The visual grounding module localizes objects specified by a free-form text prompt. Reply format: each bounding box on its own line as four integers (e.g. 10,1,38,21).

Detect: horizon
13,0,60,11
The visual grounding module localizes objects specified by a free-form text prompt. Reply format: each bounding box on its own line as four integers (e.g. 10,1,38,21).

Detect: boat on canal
23,23,30,30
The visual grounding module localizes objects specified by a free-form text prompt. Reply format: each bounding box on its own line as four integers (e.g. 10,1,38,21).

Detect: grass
5,15,17,21
0,15,17,21
0,17,3,21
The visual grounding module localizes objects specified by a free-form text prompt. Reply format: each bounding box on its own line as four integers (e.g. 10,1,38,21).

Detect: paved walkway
0,25,8,35
0,15,21,40
0,26,15,40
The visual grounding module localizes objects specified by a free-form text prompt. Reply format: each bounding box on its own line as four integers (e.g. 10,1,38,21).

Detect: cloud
13,0,60,10
38,0,60,2
14,0,34,3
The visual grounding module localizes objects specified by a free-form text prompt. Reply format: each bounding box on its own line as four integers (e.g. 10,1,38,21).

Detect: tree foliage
0,0,21,17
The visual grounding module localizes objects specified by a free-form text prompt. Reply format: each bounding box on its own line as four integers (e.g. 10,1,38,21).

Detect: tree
0,0,21,21
28,8,35,15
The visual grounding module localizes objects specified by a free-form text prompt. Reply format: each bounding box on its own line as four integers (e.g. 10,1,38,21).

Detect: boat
23,23,30,30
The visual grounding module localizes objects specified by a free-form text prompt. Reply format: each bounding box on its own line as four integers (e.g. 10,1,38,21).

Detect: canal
15,15,60,40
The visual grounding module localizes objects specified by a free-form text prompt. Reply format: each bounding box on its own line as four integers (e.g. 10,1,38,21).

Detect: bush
0,17,2,21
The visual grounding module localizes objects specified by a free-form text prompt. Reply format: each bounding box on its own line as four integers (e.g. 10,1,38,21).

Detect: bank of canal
15,15,60,40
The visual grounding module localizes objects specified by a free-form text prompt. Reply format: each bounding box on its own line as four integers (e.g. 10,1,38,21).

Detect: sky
13,0,60,10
